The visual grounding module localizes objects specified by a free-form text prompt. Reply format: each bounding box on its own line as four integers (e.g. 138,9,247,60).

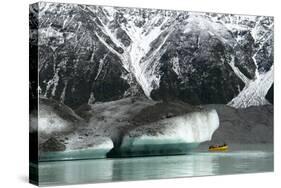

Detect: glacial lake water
36,144,273,186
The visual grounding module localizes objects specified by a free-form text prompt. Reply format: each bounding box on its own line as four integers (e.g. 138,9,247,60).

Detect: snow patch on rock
228,66,273,108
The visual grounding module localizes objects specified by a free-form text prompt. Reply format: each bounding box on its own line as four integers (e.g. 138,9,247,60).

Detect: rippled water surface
37,144,273,186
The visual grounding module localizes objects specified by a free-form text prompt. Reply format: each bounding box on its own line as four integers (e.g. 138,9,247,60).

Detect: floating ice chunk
39,136,114,161
109,109,219,157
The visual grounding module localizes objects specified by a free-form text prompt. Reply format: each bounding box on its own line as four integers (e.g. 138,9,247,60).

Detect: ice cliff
109,110,219,157
37,97,219,160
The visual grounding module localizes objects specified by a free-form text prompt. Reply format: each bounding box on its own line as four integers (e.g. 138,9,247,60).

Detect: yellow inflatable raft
208,145,228,151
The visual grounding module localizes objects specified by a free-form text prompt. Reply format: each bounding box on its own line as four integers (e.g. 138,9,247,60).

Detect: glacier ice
37,97,220,160
108,109,219,157
39,136,114,161
37,98,82,135
38,111,72,134
37,98,114,161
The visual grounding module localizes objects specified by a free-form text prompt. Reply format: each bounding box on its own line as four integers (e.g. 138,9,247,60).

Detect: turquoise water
37,144,273,186
40,148,110,161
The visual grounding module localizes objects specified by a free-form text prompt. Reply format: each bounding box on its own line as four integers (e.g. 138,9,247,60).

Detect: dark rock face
266,84,274,104
38,30,133,108
37,4,140,108
151,27,247,104
255,30,274,73
233,30,257,79
33,2,273,108
41,137,66,152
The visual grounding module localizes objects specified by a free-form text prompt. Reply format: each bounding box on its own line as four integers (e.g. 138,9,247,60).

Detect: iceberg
37,98,114,161
108,109,219,157
36,97,219,160
39,136,113,161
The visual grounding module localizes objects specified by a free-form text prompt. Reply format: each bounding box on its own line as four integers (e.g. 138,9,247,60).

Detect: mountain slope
32,2,274,108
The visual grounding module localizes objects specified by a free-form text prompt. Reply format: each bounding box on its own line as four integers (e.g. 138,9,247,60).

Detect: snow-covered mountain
30,2,274,108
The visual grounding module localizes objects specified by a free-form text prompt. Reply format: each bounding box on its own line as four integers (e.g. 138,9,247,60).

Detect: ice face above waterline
123,109,219,145
109,109,220,157
36,98,82,135
37,97,220,159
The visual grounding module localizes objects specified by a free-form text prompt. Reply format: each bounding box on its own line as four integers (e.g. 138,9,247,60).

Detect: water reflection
38,146,273,186
39,159,114,185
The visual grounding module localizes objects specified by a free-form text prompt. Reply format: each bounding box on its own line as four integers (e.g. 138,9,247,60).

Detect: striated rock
32,2,273,108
